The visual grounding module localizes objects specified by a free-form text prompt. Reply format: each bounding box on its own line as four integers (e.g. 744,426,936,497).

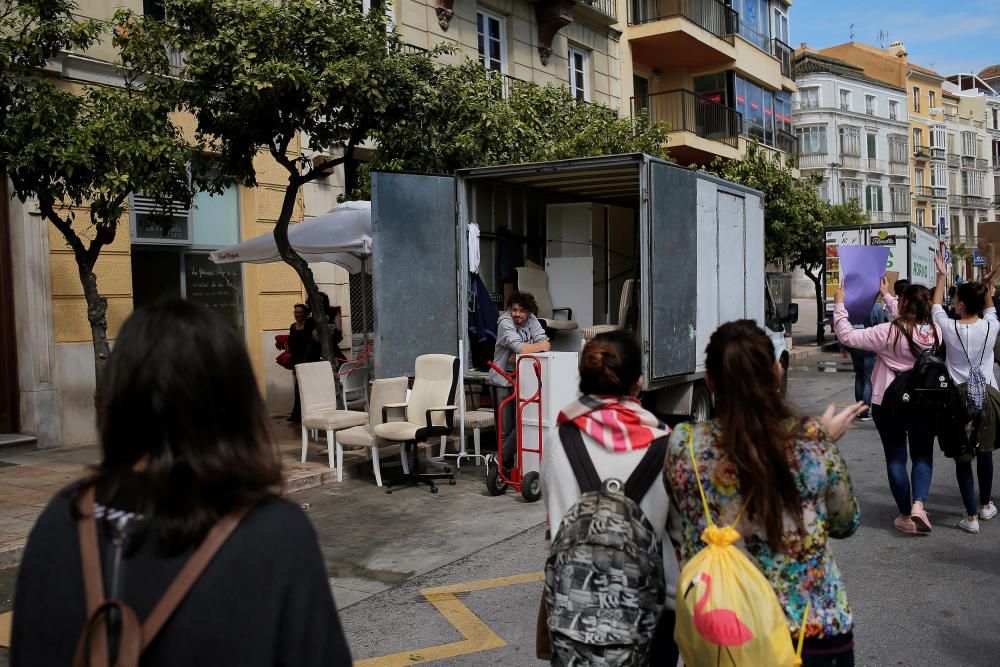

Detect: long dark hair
81,299,281,553
890,284,938,355
579,330,642,396
705,320,803,549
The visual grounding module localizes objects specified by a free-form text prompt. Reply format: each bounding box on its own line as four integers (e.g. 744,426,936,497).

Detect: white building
793,50,910,223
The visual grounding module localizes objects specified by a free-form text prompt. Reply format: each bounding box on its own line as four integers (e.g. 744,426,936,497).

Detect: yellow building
620,0,797,165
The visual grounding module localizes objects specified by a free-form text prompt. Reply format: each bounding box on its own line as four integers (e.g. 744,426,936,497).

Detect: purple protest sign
838,245,890,325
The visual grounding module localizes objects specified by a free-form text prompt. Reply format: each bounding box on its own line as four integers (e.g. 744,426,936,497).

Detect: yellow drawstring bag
675,431,808,667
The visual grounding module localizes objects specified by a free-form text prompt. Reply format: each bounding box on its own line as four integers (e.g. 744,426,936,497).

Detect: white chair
336,377,409,486
338,358,370,412
296,362,369,471
515,266,578,331
373,354,460,492
582,278,635,341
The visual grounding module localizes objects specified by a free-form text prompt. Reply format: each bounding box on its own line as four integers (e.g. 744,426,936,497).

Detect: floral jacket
664,419,860,639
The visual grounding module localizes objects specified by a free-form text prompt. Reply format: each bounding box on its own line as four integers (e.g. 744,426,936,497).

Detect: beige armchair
296,361,369,470
335,376,409,487
372,354,459,493
582,278,635,341
515,266,578,331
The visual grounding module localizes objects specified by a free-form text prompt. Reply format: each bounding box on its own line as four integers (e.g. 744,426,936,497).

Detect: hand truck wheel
486,467,508,496
520,471,542,502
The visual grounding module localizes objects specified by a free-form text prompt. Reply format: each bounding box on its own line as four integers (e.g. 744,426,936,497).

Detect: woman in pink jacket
834,282,941,534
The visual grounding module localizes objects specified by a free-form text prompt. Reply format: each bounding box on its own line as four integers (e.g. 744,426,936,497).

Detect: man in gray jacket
489,292,550,471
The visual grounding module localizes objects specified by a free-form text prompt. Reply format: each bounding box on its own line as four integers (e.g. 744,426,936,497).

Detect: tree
116,0,440,363
357,60,670,195
0,1,195,389
707,142,864,343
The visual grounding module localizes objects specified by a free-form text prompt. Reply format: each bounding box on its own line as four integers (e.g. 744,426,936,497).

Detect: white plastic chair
338,358,370,412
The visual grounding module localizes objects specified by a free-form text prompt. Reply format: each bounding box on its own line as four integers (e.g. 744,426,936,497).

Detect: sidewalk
787,297,836,362
0,417,390,569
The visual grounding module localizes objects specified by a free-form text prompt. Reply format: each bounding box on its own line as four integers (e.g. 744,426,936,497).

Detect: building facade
792,51,910,224
620,0,797,166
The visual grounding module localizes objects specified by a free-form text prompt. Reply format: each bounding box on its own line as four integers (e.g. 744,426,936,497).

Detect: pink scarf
557,394,672,452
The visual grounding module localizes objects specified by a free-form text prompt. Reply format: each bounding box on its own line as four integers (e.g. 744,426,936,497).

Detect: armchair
515,267,578,331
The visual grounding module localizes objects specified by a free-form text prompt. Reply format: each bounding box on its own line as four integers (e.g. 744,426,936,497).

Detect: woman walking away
542,330,678,666
932,254,999,534
834,281,941,534
666,320,863,667
11,299,352,667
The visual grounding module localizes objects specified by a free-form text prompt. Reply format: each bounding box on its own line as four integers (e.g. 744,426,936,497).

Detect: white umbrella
209,200,372,274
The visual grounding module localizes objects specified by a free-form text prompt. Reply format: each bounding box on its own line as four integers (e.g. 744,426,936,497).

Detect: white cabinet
514,351,579,473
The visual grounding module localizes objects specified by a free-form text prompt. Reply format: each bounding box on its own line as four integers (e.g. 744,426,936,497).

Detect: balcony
913,186,945,199
959,116,985,129
930,147,946,161
578,0,617,23
914,145,931,160
977,158,989,170
947,153,960,167
994,156,1000,170
870,211,911,223
840,155,861,170
864,158,886,173
889,161,908,176
775,130,797,157
994,194,1000,206
627,0,737,69
737,18,769,51
950,194,989,208
962,155,977,168
797,153,828,170
632,89,742,152
773,38,793,80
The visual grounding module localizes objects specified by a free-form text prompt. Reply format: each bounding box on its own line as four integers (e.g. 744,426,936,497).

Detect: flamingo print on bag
686,572,754,666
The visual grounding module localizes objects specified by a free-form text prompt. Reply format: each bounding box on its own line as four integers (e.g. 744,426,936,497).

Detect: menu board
184,253,244,333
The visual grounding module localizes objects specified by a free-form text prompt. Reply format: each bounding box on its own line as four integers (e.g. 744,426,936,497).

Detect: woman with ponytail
835,280,941,534
665,320,863,667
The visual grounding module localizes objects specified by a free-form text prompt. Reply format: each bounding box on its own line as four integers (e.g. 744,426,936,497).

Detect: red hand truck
486,356,544,502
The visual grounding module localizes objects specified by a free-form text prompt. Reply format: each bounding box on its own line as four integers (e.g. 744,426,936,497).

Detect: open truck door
371,172,462,379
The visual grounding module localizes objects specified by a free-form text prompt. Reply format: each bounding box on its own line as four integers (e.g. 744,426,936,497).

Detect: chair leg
400,443,410,475
336,442,344,482
326,430,335,469
439,435,447,458
301,425,308,463
372,448,383,487
474,428,482,465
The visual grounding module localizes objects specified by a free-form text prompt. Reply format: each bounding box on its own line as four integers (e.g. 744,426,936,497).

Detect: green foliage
359,60,670,197
0,0,100,82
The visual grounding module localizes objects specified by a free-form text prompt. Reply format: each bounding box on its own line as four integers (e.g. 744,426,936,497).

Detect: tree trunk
272,178,336,365
79,263,111,391
803,265,825,346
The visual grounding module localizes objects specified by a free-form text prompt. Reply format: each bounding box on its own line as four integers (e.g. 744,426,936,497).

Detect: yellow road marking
0,611,11,648
354,572,545,667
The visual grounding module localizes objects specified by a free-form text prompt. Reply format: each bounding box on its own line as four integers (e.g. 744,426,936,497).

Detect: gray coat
489,312,547,387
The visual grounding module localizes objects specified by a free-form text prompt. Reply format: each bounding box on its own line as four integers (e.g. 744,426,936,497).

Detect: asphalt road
2,353,999,666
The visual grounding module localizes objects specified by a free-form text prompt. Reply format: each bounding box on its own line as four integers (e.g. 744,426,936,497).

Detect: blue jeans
872,404,935,515
849,348,875,408
956,452,994,516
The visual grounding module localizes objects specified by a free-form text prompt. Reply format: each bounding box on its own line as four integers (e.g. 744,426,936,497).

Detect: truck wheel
521,472,542,502
486,468,508,496
691,384,712,421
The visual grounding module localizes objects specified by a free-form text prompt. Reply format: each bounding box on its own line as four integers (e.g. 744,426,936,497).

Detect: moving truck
824,223,938,316
370,153,791,420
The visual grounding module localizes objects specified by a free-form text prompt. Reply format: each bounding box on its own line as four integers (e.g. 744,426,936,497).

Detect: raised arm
832,287,889,353
933,252,947,306
880,276,899,319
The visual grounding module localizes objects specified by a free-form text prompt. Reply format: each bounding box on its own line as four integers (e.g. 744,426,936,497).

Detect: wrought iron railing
797,153,827,169
864,158,885,172
930,147,946,160
947,153,960,167
840,155,860,170
737,18,769,51
913,186,935,198
579,0,617,20
628,0,737,45
913,145,931,159
631,89,742,149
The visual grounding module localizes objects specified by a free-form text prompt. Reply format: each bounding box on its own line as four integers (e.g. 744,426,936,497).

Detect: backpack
881,344,954,431
73,486,245,667
544,423,668,667
955,320,990,417
674,429,806,667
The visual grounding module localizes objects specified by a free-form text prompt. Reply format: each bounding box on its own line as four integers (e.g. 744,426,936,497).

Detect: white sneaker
959,517,980,533
980,502,997,521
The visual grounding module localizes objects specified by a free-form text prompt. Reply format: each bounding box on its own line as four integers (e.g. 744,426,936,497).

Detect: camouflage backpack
544,423,668,667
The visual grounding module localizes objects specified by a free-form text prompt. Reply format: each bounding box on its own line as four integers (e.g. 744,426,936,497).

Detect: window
867,132,877,159
476,10,506,73
913,86,921,113
735,0,770,50
773,6,789,43
913,127,923,150
840,89,851,111
799,87,819,109
948,133,956,154
915,167,925,187
866,185,884,212
933,203,949,233
963,170,985,196
866,95,876,116
963,131,977,156
774,91,792,135
932,164,947,188
929,90,936,109
892,187,910,214
889,135,908,163
815,180,829,202
889,100,899,120
931,126,945,149
362,0,395,23
993,108,999,130
796,126,827,154
567,47,588,101
839,126,861,157
840,180,862,209
916,208,925,226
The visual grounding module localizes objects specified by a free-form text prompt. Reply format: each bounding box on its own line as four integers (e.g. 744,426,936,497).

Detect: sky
791,0,1000,77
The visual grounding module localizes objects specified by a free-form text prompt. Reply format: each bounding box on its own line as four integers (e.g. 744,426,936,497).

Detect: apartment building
792,50,910,224
620,0,797,166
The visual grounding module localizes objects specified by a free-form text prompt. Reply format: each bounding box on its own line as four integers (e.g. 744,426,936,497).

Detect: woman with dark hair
541,330,677,664
666,320,863,667
10,299,351,666
286,302,320,422
932,254,999,533
835,281,941,534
